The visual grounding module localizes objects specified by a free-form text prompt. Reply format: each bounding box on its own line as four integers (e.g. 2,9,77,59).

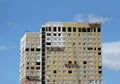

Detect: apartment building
20,22,102,84
20,32,41,84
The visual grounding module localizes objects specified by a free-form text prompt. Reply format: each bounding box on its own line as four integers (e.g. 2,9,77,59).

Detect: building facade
20,32,41,84
20,22,102,84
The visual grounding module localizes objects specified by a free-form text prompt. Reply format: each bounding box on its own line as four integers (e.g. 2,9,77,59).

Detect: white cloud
74,14,110,23
0,44,17,51
7,22,18,28
0,45,7,51
74,14,83,22
102,41,120,70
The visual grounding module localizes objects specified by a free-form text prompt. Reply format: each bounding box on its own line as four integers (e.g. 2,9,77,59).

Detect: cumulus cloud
0,45,7,51
74,14,110,23
102,41,120,70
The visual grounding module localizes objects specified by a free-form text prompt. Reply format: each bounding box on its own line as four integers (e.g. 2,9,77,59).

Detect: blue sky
0,0,120,84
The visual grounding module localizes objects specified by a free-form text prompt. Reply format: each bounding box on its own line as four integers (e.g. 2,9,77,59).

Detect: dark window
58,27,61,31
54,70,57,73
78,28,81,32
36,62,40,65
46,42,51,45
36,67,40,70
68,70,72,74
98,52,101,55
46,27,48,31
36,48,40,51
78,34,80,36
98,48,101,51
54,33,57,36
73,43,75,46
26,67,29,69
98,66,102,69
47,33,51,36
31,48,34,51
27,62,29,65
68,61,72,64
62,27,66,32
25,48,29,51
26,76,29,80
53,27,56,32
88,47,93,50
58,33,61,36
68,27,71,32
87,28,90,32
49,27,51,31
94,28,96,32
99,71,102,74
31,67,34,69
42,27,45,31
73,27,76,32
82,28,86,32
83,61,87,64
74,61,77,64
94,48,96,50
98,28,101,32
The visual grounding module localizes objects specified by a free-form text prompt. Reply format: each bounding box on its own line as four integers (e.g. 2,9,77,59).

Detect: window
68,27,71,32
49,27,51,31
46,27,49,31
98,66,102,69
73,27,76,32
78,28,81,32
58,33,61,36
53,27,56,32
58,27,61,31
42,27,45,31
99,71,102,74
54,33,57,36
83,61,87,64
94,28,96,32
87,28,90,32
88,47,93,50
98,28,101,32
74,61,77,64
98,52,101,55
31,48,34,51
36,48,40,51
82,28,86,32
47,33,51,36
98,48,101,51
68,70,72,74
46,42,51,45
27,62,29,65
73,43,75,46
25,48,29,51
68,61,72,64
36,67,40,70
62,27,66,32
31,67,34,69
54,70,57,73
36,62,40,65
26,67,29,69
